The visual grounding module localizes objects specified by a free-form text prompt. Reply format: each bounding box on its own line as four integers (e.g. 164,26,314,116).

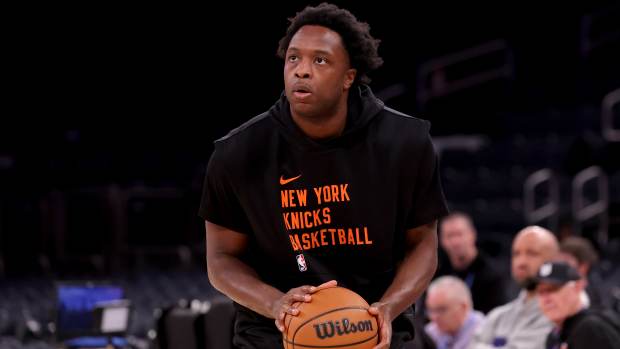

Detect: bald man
468,226,559,349
425,276,485,349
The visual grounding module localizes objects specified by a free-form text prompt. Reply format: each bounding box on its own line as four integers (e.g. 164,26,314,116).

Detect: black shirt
199,85,449,346
546,309,620,349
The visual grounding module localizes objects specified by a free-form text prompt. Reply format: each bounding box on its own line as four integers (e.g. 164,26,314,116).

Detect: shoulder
484,298,518,321
568,312,620,346
472,310,486,323
212,111,275,160
378,106,431,134
372,106,434,153
216,111,273,147
573,312,620,334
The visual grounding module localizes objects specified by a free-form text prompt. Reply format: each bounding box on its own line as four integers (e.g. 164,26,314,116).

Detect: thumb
368,306,380,315
314,280,338,291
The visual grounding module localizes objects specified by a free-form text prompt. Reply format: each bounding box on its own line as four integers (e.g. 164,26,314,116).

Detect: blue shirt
425,310,485,349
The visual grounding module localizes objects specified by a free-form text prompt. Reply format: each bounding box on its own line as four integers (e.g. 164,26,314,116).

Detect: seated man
535,261,620,349
425,276,484,349
469,226,558,349
437,212,507,314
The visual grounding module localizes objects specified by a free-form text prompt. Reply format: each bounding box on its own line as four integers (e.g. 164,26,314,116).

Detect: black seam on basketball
285,302,298,349
288,306,373,348
284,331,378,348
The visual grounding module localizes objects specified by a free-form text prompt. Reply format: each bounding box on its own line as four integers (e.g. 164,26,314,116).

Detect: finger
311,280,337,293
281,302,302,318
372,327,390,349
275,318,284,332
368,306,380,315
372,337,389,349
286,307,300,316
382,325,391,344
297,285,315,294
291,293,312,303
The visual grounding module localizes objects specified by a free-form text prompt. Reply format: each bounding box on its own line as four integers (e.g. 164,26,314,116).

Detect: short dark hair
560,236,599,266
276,3,383,84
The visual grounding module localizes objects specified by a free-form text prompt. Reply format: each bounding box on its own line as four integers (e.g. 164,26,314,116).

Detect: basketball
282,286,379,349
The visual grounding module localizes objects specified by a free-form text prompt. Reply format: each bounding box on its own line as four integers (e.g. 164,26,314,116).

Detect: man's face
537,281,582,324
440,218,476,268
511,233,550,286
425,288,468,334
283,25,356,119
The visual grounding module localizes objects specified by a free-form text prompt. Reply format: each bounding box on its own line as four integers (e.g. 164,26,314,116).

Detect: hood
269,84,384,151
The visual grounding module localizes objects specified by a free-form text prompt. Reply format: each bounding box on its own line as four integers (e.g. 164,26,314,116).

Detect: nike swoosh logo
280,174,302,185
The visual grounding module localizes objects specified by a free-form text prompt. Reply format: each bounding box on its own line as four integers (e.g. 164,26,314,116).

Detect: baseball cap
535,261,581,286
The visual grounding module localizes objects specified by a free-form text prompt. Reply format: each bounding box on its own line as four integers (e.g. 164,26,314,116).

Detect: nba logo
296,254,307,272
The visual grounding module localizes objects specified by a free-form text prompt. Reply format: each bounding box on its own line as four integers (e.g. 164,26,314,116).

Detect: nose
294,60,311,79
513,254,526,267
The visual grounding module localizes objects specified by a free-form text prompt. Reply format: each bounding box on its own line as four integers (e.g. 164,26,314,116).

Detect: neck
290,95,348,140
526,290,536,300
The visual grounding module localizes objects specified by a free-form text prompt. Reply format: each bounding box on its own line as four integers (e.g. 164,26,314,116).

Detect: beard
519,277,538,291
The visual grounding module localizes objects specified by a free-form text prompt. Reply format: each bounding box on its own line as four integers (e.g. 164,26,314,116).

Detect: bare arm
370,220,438,348
381,220,438,319
206,220,284,318
205,220,334,329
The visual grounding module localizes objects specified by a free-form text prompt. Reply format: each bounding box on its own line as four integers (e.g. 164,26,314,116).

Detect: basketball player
200,3,448,348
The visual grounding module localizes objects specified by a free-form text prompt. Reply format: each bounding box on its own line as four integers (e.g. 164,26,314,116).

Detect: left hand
368,302,392,349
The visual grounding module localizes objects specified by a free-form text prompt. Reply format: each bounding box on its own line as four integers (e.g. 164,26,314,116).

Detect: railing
524,169,559,231
579,5,620,57
416,39,514,109
572,166,609,245
602,88,620,142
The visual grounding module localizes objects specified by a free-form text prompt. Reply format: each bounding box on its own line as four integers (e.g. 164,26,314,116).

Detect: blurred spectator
557,236,606,309
437,212,507,314
536,261,620,349
469,226,558,349
425,276,484,349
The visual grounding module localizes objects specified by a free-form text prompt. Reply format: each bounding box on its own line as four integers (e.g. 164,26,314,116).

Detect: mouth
293,90,312,99
291,84,313,100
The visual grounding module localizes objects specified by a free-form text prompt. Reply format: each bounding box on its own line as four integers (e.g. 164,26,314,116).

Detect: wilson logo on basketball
313,318,374,339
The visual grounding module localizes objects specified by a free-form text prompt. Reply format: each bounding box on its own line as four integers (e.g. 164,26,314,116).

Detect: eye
287,55,298,63
315,56,327,64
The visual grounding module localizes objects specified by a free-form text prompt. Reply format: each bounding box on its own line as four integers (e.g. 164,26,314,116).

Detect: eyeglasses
425,304,454,316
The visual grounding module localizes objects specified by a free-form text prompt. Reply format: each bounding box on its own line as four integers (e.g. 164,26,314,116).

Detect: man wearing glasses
425,276,484,349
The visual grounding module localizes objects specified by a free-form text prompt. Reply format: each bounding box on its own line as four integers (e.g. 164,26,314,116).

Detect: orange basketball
282,286,378,349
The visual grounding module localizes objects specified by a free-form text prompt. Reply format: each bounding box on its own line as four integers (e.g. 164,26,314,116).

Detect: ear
577,264,588,277
460,302,469,312
343,68,357,90
574,279,586,292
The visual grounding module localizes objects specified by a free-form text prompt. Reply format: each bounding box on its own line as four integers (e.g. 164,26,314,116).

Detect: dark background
0,1,619,347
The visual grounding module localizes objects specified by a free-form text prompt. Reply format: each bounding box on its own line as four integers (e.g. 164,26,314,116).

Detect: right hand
273,280,337,332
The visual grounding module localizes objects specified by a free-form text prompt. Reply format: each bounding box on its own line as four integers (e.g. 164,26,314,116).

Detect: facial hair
521,277,538,291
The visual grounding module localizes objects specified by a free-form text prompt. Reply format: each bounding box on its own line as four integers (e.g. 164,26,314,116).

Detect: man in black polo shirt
535,261,620,349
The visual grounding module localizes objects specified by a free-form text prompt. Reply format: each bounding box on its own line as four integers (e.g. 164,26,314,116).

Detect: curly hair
276,3,383,85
